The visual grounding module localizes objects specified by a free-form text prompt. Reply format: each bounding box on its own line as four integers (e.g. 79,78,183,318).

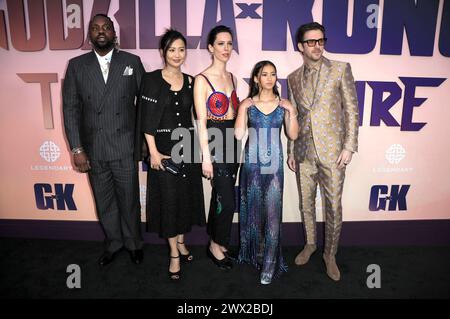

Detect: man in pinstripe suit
63,14,145,266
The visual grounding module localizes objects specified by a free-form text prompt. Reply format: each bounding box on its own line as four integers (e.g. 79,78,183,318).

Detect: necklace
256,93,278,103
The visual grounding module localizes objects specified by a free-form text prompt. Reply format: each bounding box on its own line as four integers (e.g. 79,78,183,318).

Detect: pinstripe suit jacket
63,49,145,161
287,57,359,164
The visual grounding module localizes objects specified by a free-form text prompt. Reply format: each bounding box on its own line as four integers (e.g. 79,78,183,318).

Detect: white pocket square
123,66,133,76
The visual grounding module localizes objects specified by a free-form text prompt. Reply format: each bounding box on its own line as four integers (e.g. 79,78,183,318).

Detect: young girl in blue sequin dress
235,61,299,284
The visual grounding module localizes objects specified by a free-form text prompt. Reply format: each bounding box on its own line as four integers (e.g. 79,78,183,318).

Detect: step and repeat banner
1,0,449,223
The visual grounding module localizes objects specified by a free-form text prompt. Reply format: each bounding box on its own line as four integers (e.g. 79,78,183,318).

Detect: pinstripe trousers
88,156,143,253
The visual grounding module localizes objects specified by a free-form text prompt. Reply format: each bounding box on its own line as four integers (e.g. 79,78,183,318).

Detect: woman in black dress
194,25,240,270
139,29,205,280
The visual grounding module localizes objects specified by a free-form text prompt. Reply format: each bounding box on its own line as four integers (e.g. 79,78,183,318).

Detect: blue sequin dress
238,103,288,284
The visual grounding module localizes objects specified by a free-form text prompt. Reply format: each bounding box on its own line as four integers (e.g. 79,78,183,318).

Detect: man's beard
92,39,115,51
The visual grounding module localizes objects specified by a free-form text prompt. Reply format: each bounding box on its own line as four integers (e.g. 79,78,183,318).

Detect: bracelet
71,147,84,154
289,112,298,120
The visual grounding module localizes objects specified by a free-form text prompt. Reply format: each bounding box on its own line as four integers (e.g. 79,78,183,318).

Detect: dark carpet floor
1,238,449,299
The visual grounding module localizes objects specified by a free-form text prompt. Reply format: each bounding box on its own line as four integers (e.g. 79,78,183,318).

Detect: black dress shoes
207,247,233,270
129,249,144,264
98,251,116,267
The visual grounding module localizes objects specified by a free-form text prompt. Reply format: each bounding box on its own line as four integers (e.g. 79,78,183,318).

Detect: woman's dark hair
295,22,325,44
159,29,187,63
207,25,233,47
247,61,280,98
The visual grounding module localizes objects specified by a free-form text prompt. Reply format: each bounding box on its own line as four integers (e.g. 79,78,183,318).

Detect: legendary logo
385,144,406,165
39,140,60,163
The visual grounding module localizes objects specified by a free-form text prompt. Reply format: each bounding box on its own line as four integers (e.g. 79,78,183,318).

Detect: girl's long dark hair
247,60,280,99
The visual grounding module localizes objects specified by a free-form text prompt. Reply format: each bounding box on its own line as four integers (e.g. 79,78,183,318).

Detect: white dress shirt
94,49,113,83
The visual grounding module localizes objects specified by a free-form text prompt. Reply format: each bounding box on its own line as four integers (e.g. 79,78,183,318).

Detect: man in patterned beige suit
287,22,359,281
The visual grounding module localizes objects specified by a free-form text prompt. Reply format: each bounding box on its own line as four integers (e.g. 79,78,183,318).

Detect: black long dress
140,70,205,238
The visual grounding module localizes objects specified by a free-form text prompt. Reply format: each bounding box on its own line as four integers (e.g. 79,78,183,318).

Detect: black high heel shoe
177,241,193,263
223,250,237,261
206,246,233,270
168,255,181,280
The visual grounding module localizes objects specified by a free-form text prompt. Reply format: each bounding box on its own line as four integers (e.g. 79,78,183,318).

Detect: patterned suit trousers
296,135,345,257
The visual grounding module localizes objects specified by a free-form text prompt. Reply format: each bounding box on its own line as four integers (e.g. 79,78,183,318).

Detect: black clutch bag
161,158,184,176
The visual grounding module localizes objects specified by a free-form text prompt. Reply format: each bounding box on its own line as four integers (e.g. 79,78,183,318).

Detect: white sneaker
260,273,272,285
260,279,271,285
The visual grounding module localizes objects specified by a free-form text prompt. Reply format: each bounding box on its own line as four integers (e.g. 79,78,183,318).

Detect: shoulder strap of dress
229,72,236,90
198,73,215,91
186,74,194,85
183,73,191,87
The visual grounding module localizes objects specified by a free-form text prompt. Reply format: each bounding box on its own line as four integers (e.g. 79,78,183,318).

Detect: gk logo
34,183,77,210
369,185,410,211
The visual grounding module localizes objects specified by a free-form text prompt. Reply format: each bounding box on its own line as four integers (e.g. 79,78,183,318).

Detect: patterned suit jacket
287,57,359,164
63,49,145,161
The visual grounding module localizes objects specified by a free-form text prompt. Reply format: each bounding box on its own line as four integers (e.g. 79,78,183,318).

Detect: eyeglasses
301,38,327,47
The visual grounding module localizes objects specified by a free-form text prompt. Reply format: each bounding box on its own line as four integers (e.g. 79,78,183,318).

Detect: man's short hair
89,13,115,31
295,22,325,44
